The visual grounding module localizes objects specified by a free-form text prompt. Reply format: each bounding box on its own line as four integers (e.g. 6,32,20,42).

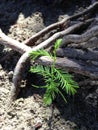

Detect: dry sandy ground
0,0,98,130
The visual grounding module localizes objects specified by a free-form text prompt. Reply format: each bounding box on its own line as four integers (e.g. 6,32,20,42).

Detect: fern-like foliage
29,39,79,105
30,49,52,60
54,68,79,95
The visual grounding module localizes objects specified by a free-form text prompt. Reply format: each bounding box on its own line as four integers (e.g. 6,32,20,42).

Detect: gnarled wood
37,56,98,79
0,2,98,105
22,1,98,46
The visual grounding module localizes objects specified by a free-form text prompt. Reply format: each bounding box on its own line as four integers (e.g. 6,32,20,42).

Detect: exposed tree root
37,56,98,79
2,19,93,103
56,47,98,61
22,1,98,46
0,29,31,53
0,2,98,105
61,25,98,47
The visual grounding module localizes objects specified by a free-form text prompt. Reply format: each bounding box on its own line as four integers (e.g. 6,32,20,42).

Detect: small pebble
8,71,13,79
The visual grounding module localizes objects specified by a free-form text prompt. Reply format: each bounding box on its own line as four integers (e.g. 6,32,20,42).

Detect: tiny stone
8,71,13,79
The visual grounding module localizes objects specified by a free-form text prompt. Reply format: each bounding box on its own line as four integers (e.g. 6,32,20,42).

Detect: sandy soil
0,0,98,130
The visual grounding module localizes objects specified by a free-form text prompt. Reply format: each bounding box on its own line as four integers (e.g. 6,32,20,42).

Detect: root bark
0,2,98,105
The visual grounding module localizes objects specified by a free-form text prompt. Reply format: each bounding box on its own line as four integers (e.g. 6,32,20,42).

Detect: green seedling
29,39,79,105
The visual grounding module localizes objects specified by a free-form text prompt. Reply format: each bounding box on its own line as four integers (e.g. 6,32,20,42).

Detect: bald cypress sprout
30,39,79,105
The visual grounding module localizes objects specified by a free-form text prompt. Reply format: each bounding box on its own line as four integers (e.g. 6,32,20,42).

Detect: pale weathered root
0,18,95,103
0,2,98,105
32,20,93,49
12,52,31,100
22,1,98,46
67,37,98,49
12,50,98,102
22,16,70,46
60,25,98,47
56,47,98,61
0,29,31,54
11,19,93,101
0,19,92,53
37,56,98,79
